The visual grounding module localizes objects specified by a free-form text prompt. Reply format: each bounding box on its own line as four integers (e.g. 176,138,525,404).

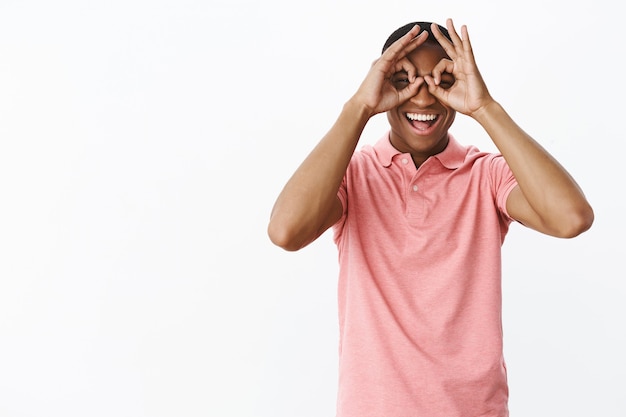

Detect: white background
0,1,623,416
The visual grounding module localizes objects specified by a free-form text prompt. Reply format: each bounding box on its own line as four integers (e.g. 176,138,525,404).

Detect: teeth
406,113,437,121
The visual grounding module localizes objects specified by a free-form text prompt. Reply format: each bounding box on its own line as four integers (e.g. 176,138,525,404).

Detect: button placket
401,158,423,221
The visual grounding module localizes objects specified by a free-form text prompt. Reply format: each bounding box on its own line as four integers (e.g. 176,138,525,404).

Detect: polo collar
373,131,466,169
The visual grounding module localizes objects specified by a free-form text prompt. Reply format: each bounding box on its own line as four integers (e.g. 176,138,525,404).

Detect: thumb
423,75,446,101
397,77,424,103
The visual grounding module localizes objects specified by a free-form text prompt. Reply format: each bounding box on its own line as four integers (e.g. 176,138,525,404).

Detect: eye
391,72,410,90
439,74,455,90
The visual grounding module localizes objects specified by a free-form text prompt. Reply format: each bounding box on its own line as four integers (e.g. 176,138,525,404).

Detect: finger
432,22,463,61
430,58,454,85
397,77,424,102
459,24,474,55
380,26,428,65
445,18,464,49
430,22,454,53
393,57,417,83
432,19,464,60
423,75,445,100
446,19,476,59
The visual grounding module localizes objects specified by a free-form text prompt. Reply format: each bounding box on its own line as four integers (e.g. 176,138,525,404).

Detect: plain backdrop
0,1,623,416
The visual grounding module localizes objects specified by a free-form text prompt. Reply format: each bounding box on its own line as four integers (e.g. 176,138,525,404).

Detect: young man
267,19,594,417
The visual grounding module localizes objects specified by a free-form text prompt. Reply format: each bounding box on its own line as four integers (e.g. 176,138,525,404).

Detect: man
268,19,593,417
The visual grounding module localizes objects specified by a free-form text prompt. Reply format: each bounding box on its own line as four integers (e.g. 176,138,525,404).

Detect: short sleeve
490,154,518,222
332,174,348,244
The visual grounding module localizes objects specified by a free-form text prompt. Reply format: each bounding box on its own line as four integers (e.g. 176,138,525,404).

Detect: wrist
343,97,376,123
471,99,503,125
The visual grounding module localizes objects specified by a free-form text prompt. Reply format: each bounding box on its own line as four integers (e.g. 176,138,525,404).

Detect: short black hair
382,22,451,54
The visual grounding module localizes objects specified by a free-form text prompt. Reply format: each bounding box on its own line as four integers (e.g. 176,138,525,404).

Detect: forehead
404,41,449,73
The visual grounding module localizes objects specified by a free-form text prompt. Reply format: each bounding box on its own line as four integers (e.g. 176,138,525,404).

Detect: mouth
406,112,439,132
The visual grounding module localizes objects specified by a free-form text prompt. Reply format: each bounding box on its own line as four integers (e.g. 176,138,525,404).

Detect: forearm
473,101,593,235
268,99,372,250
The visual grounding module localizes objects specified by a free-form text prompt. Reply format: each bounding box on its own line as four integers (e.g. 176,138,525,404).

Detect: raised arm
427,19,594,238
268,25,428,251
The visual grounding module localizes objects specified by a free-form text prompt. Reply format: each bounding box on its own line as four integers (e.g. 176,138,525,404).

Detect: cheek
386,111,405,127
446,110,456,126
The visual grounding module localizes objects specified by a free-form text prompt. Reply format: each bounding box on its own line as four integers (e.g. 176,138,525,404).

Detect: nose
409,83,436,108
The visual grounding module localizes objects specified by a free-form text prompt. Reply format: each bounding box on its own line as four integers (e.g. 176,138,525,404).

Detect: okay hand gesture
426,19,495,118
351,25,427,116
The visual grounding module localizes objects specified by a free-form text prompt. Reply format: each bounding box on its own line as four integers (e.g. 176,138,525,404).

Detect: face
386,40,456,166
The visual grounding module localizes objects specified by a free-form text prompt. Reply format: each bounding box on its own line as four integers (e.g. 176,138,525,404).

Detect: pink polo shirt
332,132,518,417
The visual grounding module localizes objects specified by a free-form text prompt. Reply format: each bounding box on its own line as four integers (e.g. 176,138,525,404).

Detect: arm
428,19,594,238
268,25,428,251
475,102,593,238
267,101,368,252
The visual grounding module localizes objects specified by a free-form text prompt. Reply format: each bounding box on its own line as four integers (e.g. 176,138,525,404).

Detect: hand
425,19,495,117
350,25,428,117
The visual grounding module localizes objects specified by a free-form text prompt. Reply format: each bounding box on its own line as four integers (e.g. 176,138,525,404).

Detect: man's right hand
350,24,428,117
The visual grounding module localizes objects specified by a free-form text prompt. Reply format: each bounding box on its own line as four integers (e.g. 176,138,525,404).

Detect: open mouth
406,112,438,131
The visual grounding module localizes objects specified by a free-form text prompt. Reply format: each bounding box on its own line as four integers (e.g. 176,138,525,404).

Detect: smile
406,113,437,122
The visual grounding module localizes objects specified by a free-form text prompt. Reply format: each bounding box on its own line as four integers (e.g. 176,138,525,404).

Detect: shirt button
401,158,409,165
412,185,419,192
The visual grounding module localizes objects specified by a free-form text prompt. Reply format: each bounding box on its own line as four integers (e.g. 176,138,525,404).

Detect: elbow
554,204,595,238
267,219,308,252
